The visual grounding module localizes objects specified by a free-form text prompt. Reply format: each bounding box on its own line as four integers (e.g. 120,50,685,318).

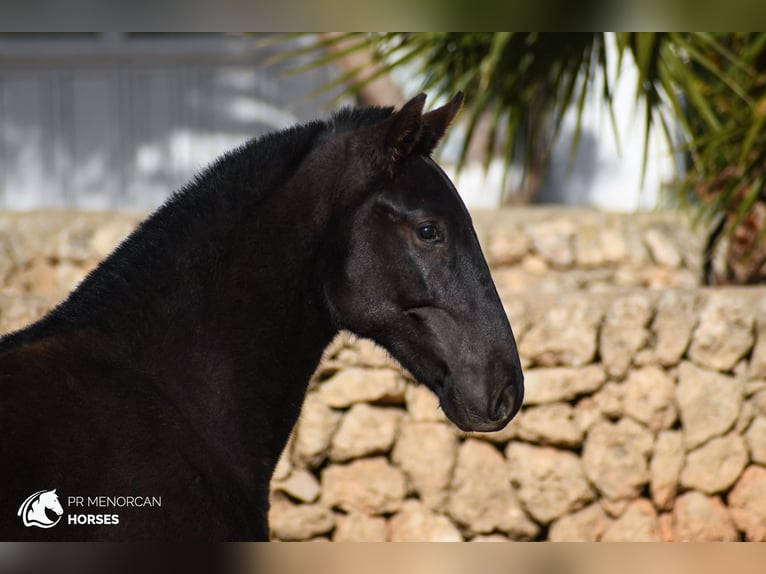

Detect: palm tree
265,32,766,284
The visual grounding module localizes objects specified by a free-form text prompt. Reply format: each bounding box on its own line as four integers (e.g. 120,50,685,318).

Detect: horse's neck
57,186,336,474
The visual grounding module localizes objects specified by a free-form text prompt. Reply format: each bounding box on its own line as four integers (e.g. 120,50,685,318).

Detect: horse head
325,93,524,432
38,490,63,516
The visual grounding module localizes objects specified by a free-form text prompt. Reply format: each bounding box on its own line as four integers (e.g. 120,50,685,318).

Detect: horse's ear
418,92,465,155
379,93,427,173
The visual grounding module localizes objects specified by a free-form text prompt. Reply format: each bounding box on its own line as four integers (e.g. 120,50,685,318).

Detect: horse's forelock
330,105,396,134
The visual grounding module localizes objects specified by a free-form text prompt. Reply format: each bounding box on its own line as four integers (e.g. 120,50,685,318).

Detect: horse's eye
417,224,439,242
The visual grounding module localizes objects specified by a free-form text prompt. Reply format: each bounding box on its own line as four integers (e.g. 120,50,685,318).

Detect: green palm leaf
262,32,766,246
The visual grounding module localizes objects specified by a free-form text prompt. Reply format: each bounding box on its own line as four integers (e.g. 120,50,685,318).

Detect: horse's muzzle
440,374,524,433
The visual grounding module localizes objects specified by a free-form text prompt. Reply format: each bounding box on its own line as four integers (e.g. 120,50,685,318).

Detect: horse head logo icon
17,489,64,528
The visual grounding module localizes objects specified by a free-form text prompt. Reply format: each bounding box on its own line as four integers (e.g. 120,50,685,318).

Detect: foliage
669,33,766,282
264,33,613,193
265,33,766,278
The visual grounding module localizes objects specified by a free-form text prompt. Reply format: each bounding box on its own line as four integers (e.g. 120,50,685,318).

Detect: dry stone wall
2,208,765,541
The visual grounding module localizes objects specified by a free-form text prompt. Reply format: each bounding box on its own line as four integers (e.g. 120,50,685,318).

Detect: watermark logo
17,489,64,529
16,490,162,528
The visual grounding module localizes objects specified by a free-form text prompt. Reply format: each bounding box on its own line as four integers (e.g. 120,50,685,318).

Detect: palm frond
261,31,766,242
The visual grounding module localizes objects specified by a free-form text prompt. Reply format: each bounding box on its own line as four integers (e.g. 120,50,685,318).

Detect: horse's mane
155,103,396,211
0,103,397,352
330,105,394,134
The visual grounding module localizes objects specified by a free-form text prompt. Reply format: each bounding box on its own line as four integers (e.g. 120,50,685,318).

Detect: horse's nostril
490,384,515,420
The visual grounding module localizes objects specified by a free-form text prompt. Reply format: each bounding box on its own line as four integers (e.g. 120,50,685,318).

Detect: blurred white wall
0,33,348,211
0,33,679,212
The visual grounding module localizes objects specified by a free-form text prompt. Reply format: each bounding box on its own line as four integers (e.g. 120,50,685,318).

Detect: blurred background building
0,32,673,212
0,33,347,210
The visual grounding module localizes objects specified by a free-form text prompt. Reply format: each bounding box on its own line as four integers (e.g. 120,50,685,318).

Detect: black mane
0,104,396,353
329,104,394,133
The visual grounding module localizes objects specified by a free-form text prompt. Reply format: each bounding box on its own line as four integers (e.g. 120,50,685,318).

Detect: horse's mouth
437,377,521,433
440,400,515,433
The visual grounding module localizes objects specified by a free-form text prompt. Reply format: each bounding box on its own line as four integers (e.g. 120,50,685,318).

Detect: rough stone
622,366,677,432
670,269,699,289
392,421,458,510
14,212,766,544
499,300,529,350
753,389,766,417
599,228,629,264
633,348,657,367
388,500,463,542
318,368,407,408
599,498,630,518
268,495,335,541
649,430,684,511
676,361,743,450
334,337,401,371
734,358,748,378
321,331,351,359
688,294,754,372
643,228,682,268
448,440,539,538
0,234,16,284
600,499,660,542
321,457,406,515
574,397,606,434
515,403,582,447
623,227,651,265
272,469,321,504
292,393,342,468
577,268,617,290
55,262,91,293
658,513,674,542
405,384,449,423
729,465,766,541
591,381,624,419
56,218,97,261
749,299,766,379
746,380,766,397
332,513,388,542
523,366,606,405
527,218,575,268
89,219,136,258
746,416,766,464
600,294,653,378
506,442,595,524
272,444,293,482
652,291,698,367
487,228,529,266
548,503,609,542
493,267,537,296
680,433,748,494
573,225,603,268
736,400,755,434
305,536,330,542
0,223,34,277
520,295,602,367
329,403,402,462
463,418,519,444
639,267,678,289
582,418,653,501
521,254,549,274
0,295,55,335
670,492,738,542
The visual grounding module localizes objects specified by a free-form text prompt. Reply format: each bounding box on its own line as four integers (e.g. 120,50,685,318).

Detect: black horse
0,93,523,541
